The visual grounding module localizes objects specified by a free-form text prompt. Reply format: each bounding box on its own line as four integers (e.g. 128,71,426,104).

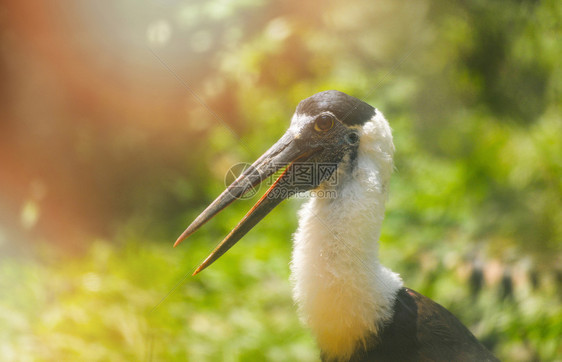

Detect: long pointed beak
175,131,321,275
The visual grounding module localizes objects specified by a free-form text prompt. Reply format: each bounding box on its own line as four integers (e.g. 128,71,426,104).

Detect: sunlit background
1,0,561,360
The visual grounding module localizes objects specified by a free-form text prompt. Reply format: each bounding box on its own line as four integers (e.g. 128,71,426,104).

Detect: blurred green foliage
1,0,561,360
1,234,560,360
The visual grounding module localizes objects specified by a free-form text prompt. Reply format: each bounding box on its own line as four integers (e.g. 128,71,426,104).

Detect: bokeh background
1,0,561,360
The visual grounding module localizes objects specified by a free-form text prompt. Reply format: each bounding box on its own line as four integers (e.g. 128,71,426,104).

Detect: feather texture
291,111,403,360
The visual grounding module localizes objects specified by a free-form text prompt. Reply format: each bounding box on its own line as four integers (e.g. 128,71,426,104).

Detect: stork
175,90,498,361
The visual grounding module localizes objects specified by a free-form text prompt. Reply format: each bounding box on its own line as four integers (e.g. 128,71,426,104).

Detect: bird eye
314,114,334,132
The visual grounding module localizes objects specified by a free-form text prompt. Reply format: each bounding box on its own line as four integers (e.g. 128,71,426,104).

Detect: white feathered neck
290,111,403,361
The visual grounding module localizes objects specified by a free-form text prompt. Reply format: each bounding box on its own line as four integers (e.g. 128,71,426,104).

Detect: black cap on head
295,90,376,126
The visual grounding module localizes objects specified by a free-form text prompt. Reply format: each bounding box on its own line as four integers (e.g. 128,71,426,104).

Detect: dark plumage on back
330,288,498,362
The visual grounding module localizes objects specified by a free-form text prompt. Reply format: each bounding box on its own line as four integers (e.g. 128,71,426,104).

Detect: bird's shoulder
343,287,498,362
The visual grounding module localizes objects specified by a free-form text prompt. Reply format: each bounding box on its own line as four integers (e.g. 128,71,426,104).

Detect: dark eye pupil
316,115,333,131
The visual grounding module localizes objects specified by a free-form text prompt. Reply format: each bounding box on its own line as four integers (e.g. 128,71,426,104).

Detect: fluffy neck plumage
290,112,403,361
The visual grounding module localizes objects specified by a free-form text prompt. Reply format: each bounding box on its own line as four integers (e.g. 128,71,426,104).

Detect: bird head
175,90,378,274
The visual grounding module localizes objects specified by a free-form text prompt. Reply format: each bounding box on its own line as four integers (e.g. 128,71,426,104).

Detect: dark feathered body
324,288,498,362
